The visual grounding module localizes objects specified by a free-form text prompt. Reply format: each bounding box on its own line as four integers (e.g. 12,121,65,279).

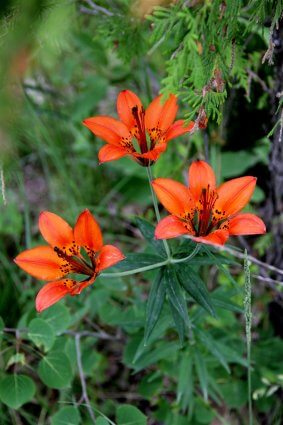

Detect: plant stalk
146,165,171,259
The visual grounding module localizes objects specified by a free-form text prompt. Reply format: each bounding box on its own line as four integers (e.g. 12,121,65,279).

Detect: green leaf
51,406,81,425
38,351,73,389
165,266,189,326
177,351,194,411
41,303,71,333
135,217,167,257
176,264,216,317
202,246,238,288
113,253,164,272
169,300,186,346
144,269,166,344
194,349,208,402
116,404,147,425
28,318,55,352
196,329,230,373
96,418,110,425
6,353,25,369
0,374,36,409
211,295,243,313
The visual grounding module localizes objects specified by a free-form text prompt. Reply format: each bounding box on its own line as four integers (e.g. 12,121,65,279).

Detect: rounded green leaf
0,374,36,409
38,351,73,389
117,405,147,425
51,406,81,425
28,318,55,352
41,303,71,333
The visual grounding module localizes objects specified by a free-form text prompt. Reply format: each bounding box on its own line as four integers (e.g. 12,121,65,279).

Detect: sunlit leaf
28,318,55,352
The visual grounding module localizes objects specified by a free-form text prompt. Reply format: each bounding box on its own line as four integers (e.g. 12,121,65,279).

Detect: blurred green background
0,1,282,424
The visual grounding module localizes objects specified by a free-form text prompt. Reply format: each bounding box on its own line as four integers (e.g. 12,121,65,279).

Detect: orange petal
98,144,128,163
193,229,229,246
96,244,125,272
155,215,190,239
117,90,143,128
188,160,216,200
83,116,131,146
152,178,195,217
158,94,178,130
35,280,70,312
165,120,194,142
145,94,178,131
134,143,167,161
14,246,65,280
74,209,103,252
39,211,76,254
228,213,266,236
215,176,257,218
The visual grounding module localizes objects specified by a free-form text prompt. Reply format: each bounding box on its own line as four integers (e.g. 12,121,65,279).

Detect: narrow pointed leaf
202,246,239,288
194,349,208,402
177,351,194,411
176,263,216,317
196,329,230,373
165,266,189,326
169,299,185,346
113,253,164,271
144,269,166,344
135,217,167,257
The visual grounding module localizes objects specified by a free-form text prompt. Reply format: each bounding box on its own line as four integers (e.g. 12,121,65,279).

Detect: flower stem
146,165,171,259
171,245,200,263
101,259,169,278
101,245,200,278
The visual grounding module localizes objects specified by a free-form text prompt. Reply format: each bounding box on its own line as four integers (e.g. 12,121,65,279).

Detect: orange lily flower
83,90,194,166
14,210,125,312
152,160,266,246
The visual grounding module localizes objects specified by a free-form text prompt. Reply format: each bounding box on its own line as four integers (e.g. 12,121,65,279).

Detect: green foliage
0,0,281,423
116,404,147,425
38,351,73,389
51,406,81,425
0,374,36,409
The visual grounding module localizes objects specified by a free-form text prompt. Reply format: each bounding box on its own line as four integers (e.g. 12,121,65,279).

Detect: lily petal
14,246,65,280
228,213,266,236
134,143,167,161
158,94,178,130
188,160,216,200
39,211,76,254
152,178,195,217
83,116,131,146
193,229,229,246
117,90,143,128
96,244,125,272
35,280,70,312
74,209,103,252
155,215,190,239
165,120,194,142
98,144,128,163
215,176,257,218
145,94,178,131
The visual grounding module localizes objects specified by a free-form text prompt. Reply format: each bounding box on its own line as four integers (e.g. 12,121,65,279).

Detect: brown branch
75,334,96,424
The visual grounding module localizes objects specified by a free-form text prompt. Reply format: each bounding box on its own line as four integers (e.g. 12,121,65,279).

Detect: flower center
195,185,218,236
131,106,148,154
54,246,95,277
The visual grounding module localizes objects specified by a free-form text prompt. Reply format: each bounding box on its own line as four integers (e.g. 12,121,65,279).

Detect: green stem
171,245,200,263
146,165,171,259
101,245,200,278
101,259,169,278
